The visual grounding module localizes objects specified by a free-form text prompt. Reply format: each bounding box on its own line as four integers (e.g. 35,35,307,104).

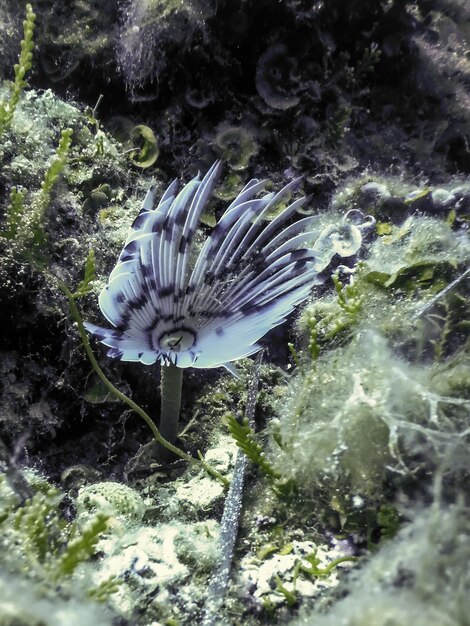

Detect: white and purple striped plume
85,162,373,373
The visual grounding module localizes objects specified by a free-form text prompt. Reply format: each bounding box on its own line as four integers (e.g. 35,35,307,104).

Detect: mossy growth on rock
269,195,470,532
0,470,117,625
234,177,470,624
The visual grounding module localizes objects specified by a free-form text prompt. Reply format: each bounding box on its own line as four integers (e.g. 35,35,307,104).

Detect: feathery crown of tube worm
84,162,374,373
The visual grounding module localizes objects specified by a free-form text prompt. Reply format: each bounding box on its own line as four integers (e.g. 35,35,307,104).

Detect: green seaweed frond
13,487,65,564
355,42,381,79
0,3,36,135
1,482,112,591
88,575,122,602
323,271,364,339
0,186,27,240
366,503,401,550
293,549,356,583
274,574,297,607
377,504,400,542
225,413,281,481
29,127,73,246
0,128,74,255
262,545,356,613
332,271,364,317
39,128,73,200
287,342,301,369
288,313,321,372
51,513,109,580
404,187,431,206
427,292,469,362
306,313,321,360
73,249,97,299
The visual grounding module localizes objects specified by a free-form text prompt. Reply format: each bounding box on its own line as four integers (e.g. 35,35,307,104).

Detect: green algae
0,471,116,625
0,3,36,137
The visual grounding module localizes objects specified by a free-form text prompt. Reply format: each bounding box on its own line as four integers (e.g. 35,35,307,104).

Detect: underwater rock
0,350,61,439
333,176,470,223
92,516,220,621
359,181,391,206
173,436,236,513
76,481,147,528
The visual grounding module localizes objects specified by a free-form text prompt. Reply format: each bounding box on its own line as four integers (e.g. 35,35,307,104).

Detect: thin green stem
59,282,229,487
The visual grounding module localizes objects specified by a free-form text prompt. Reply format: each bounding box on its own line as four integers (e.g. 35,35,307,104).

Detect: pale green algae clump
272,213,470,502
268,208,470,624
272,329,470,500
0,471,115,626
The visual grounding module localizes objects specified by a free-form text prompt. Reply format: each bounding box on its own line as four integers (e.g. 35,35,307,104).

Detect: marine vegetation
0,471,118,625
0,3,35,137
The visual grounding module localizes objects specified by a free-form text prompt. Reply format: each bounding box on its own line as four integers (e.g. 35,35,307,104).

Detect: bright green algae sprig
0,3,36,136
